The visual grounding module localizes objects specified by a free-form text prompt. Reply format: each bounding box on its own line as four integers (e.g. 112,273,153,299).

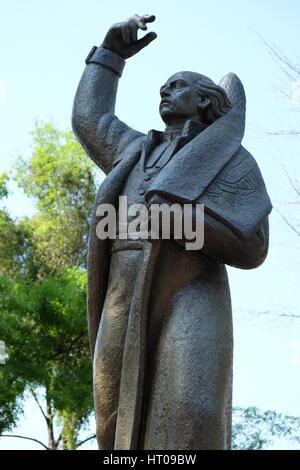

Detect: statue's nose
160,86,170,98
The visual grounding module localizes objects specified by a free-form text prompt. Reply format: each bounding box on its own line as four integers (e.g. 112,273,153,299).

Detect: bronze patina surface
72,14,272,450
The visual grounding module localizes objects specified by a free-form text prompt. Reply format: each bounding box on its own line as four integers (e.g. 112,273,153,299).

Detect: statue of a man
72,14,272,450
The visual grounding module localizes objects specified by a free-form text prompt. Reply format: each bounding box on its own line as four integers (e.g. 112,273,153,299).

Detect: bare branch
247,124,300,137
29,387,48,423
257,34,300,80
238,307,300,326
0,434,49,450
267,130,300,136
275,207,300,237
281,164,300,197
54,432,62,449
76,434,96,449
257,309,300,320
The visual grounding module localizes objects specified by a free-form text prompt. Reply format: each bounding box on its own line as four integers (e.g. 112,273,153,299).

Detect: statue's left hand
102,14,157,59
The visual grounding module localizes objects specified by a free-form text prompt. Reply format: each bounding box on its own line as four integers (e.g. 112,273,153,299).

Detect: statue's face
159,72,202,125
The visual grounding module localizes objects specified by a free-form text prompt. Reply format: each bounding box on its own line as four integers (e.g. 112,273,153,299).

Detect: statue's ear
197,95,211,112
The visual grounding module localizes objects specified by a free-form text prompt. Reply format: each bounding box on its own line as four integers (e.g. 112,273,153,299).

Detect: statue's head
159,71,231,126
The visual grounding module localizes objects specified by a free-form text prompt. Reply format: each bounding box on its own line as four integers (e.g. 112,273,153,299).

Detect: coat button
144,175,151,181
139,189,145,196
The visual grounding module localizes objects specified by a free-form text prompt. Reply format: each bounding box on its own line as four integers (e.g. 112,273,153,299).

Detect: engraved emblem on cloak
206,168,263,208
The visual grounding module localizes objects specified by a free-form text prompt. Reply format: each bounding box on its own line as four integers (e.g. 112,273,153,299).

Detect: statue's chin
160,111,186,126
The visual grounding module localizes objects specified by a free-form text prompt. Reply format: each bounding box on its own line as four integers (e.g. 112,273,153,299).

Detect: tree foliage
0,269,94,449
232,407,300,450
0,173,34,278
0,123,99,449
13,122,98,277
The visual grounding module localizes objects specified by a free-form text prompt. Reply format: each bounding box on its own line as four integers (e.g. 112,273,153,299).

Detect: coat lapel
162,120,203,167
87,146,142,358
140,130,161,172
140,124,197,173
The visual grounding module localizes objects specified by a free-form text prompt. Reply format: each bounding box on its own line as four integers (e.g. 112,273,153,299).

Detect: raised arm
72,14,157,174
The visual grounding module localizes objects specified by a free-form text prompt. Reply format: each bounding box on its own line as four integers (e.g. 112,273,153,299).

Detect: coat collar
147,118,208,144
140,119,208,173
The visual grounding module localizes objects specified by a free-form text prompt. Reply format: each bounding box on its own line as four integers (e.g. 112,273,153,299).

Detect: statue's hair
194,76,232,124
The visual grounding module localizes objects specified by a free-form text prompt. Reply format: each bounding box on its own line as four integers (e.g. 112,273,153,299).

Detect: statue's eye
173,81,187,90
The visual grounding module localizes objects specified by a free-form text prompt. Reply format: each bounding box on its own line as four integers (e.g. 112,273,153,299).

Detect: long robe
72,51,272,449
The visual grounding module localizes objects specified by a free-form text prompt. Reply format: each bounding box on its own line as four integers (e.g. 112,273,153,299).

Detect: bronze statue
72,14,272,450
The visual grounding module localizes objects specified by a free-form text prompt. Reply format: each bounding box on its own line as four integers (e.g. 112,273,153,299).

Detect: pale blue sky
0,0,299,450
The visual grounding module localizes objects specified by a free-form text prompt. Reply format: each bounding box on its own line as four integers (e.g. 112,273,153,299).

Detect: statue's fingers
142,14,156,23
132,14,155,30
111,22,122,35
130,31,157,54
121,23,131,45
128,19,138,42
132,14,148,31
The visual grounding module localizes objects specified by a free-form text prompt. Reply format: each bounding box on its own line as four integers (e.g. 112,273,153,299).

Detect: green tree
232,407,300,450
14,122,99,278
0,122,99,449
0,269,95,449
0,173,35,278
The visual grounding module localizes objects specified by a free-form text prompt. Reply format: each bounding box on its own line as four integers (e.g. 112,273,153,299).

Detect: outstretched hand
102,14,157,59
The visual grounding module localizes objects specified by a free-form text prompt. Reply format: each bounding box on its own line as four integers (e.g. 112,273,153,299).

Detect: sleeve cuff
85,46,125,77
